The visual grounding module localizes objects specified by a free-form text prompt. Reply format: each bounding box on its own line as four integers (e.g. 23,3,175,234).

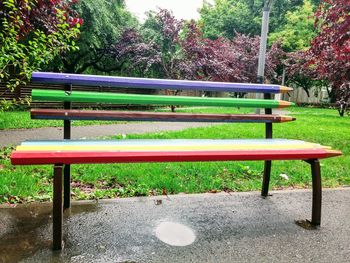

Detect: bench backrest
30,71,295,140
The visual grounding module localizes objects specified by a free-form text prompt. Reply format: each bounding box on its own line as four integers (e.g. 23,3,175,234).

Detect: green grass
0,111,126,130
0,106,349,204
0,107,250,130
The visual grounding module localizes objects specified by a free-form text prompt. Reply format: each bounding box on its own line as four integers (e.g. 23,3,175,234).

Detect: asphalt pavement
1,188,349,263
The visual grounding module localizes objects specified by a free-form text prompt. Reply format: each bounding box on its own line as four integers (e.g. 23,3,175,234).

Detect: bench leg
310,159,322,226
64,164,71,209
53,164,63,250
296,159,322,229
261,160,272,197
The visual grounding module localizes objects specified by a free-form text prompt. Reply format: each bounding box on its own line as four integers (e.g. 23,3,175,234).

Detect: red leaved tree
308,0,350,102
181,22,285,86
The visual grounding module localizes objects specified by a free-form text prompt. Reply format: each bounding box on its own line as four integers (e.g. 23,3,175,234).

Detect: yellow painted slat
16,143,330,152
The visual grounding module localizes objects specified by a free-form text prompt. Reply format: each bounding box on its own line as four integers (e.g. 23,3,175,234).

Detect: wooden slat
32,89,294,109
30,109,296,123
31,72,293,94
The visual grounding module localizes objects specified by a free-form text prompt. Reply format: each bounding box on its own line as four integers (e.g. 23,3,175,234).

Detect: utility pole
255,0,274,114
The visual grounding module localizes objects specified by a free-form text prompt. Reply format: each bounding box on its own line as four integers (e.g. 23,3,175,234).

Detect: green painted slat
32,89,293,108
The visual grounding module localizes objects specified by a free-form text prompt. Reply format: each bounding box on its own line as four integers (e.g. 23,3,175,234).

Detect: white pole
255,0,273,114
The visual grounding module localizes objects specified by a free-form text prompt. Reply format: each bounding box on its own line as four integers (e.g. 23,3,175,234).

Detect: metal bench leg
64,164,71,209
296,159,322,229
53,164,63,250
262,102,272,198
310,159,322,226
261,160,272,197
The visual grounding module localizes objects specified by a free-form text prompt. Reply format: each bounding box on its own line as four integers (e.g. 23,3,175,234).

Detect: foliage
181,22,285,84
111,10,285,87
111,9,285,89
111,9,196,80
109,28,161,77
198,0,319,39
307,0,350,93
0,0,81,90
140,9,194,79
285,51,324,97
269,0,317,52
285,0,350,113
0,98,31,112
50,0,138,73
199,0,259,39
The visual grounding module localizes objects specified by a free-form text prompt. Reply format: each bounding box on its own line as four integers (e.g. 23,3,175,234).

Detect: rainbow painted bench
11,72,341,250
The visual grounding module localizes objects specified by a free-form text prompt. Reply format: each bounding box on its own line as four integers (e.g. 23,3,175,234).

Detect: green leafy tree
199,0,257,39
51,0,138,73
199,0,319,39
269,0,317,52
139,9,189,79
0,0,81,90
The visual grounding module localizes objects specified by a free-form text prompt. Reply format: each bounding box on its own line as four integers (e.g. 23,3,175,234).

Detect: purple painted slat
31,72,291,94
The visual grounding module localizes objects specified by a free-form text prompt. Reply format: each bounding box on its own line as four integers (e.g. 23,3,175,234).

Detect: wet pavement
1,188,349,263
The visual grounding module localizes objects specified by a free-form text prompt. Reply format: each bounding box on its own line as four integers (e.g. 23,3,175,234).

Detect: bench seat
11,139,341,165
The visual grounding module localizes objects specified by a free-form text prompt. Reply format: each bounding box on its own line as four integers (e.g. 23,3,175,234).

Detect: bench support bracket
63,84,72,209
53,164,63,250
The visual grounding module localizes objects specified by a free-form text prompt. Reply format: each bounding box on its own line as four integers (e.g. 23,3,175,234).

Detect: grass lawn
0,111,127,130
0,106,349,204
0,107,248,130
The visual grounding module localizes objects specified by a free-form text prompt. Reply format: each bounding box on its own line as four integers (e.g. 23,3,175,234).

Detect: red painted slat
10,149,339,165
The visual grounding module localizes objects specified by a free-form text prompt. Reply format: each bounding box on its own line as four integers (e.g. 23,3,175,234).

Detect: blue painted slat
31,72,292,94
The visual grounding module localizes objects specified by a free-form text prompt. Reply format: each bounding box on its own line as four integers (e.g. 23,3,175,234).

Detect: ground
1,189,350,262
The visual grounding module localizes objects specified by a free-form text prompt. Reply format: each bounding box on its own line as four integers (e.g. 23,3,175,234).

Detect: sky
126,0,215,21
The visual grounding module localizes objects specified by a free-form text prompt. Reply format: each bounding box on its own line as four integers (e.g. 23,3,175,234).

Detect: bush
0,0,82,91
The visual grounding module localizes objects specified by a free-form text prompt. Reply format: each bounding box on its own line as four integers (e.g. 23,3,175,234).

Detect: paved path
0,122,213,147
1,188,349,262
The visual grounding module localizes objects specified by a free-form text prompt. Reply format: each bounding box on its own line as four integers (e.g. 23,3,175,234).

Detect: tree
269,0,317,52
0,0,81,90
50,0,137,73
285,0,349,114
285,51,324,97
140,9,194,79
198,0,316,39
181,22,285,85
111,9,195,80
199,0,259,39
109,28,162,77
308,0,350,95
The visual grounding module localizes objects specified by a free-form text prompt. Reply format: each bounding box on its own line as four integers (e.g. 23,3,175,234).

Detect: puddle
0,202,99,263
155,222,196,246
